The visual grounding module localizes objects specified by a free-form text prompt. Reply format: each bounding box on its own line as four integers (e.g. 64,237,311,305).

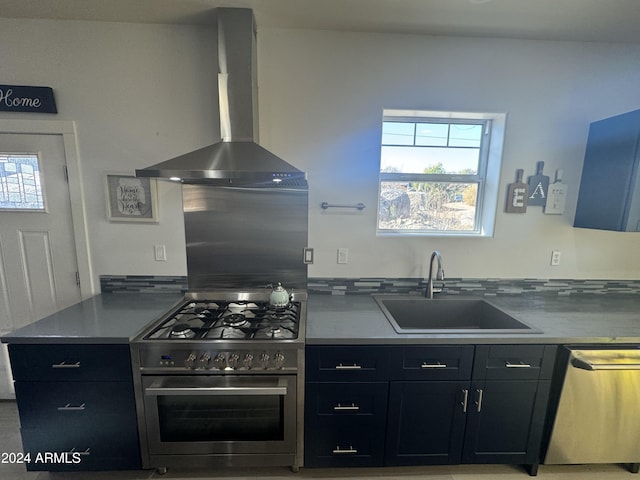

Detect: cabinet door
14,381,137,430
462,380,548,465
473,345,553,381
385,381,467,466
9,344,133,381
21,424,140,471
390,345,474,381
306,345,390,382
574,109,640,231
305,382,388,467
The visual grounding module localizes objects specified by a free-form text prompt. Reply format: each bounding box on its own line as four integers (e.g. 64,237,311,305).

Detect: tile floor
0,401,635,480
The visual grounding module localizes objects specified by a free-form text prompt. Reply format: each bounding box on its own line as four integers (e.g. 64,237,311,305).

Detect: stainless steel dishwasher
545,347,640,471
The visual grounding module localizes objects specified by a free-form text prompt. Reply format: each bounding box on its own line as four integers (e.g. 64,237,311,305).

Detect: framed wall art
105,173,158,222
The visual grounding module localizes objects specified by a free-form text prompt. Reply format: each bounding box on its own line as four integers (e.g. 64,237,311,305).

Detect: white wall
1,18,639,286
258,29,640,279
0,18,218,289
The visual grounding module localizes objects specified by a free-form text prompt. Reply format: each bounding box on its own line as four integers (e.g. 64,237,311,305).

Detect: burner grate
145,300,300,341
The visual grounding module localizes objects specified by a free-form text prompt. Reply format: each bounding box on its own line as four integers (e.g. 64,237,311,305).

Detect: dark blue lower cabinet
385,381,467,465
9,344,141,472
305,345,555,475
462,380,550,475
20,425,140,471
305,381,388,467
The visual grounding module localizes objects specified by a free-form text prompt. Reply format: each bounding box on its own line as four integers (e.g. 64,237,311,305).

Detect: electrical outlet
337,247,349,264
550,250,561,266
303,247,314,264
154,244,167,262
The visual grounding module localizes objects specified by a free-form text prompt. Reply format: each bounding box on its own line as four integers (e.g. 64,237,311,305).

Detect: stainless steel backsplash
182,184,308,291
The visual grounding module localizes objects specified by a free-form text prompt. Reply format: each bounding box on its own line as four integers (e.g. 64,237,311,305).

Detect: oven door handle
144,381,288,397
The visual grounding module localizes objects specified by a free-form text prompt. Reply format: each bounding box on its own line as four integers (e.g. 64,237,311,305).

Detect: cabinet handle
57,403,86,411
332,446,358,454
421,362,447,368
334,403,360,411
505,361,532,368
335,363,362,370
69,448,91,456
461,389,469,413
51,361,81,369
475,389,484,412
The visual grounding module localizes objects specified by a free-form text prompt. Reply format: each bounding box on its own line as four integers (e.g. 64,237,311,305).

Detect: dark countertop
306,293,640,345
3,291,639,346
1,293,184,344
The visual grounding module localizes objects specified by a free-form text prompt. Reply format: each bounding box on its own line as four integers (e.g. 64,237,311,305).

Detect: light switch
154,244,167,261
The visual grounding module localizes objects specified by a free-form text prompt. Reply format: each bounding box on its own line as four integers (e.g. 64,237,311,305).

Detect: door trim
0,119,94,297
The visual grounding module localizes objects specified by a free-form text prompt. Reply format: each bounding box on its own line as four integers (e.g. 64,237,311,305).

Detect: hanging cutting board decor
505,169,528,213
544,169,568,215
527,161,550,206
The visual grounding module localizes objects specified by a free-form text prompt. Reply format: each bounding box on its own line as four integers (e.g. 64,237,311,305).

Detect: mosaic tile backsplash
100,275,187,294
308,278,640,296
100,275,640,296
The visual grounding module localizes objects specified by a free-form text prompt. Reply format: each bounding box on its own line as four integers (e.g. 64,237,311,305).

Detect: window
0,153,45,211
377,110,506,236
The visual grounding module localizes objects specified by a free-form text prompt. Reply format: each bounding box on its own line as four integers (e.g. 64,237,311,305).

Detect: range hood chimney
136,8,306,187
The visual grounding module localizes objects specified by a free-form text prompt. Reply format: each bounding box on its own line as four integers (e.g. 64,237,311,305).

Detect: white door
0,133,82,397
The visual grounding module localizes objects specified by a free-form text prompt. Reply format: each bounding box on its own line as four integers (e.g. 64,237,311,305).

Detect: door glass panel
157,394,284,442
0,153,45,211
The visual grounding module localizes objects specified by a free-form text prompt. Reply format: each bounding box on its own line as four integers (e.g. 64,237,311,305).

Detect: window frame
377,109,506,237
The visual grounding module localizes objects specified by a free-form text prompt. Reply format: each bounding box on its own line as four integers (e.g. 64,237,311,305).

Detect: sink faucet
425,250,445,299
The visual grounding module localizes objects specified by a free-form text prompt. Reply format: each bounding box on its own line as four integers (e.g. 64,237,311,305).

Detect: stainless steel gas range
131,8,310,473
131,289,307,473
129,177,309,474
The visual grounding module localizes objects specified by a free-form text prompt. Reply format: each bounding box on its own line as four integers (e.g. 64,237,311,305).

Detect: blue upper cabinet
574,109,640,232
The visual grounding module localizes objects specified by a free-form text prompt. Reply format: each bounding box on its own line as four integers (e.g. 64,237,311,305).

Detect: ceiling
1,0,640,44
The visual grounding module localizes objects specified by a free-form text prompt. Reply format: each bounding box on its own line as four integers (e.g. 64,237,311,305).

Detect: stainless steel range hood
135,8,306,187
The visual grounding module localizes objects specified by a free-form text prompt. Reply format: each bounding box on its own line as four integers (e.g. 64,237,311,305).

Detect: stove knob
184,352,197,369
212,353,226,370
273,351,286,369
199,353,212,369
243,353,254,369
228,353,240,369
260,352,270,369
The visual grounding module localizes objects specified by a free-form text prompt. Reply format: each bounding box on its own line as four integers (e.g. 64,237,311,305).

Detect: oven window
157,394,284,442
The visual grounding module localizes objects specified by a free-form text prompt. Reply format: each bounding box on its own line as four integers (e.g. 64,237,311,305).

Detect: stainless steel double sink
374,295,540,334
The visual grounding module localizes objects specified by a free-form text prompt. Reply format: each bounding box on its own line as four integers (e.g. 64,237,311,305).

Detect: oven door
142,375,296,455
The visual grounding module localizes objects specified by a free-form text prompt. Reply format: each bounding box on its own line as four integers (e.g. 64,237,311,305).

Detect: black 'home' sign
0,85,57,113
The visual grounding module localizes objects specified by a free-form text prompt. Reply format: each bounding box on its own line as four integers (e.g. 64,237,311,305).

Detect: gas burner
270,305,291,313
254,325,295,340
144,299,302,341
265,311,297,322
268,326,282,336
170,323,196,339
222,313,249,328
228,301,259,311
181,303,220,318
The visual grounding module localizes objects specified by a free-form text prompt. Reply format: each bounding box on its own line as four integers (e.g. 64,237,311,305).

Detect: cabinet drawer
14,381,137,429
9,344,132,382
390,345,474,380
305,419,385,467
306,346,390,381
20,424,140,471
307,382,388,417
473,345,556,380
